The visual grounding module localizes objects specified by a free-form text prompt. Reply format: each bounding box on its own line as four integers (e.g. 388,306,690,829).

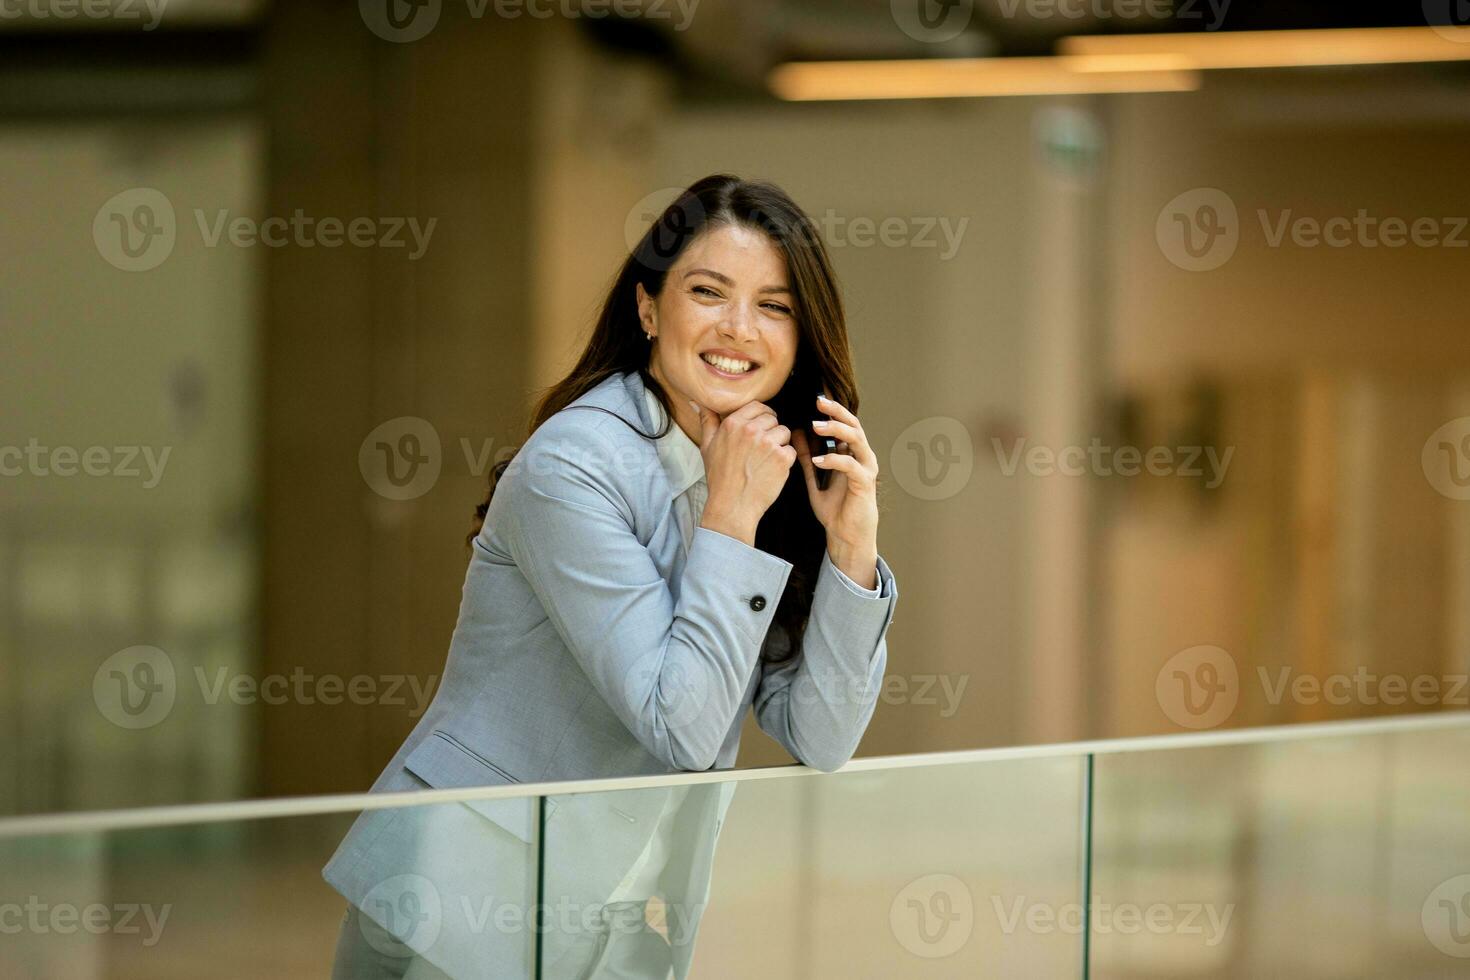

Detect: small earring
645,332,654,341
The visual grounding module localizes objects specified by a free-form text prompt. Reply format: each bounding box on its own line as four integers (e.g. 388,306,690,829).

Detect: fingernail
816,394,830,404
812,419,828,428
813,455,826,464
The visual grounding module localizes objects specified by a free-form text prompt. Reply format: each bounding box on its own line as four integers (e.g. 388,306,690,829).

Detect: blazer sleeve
754,549,898,772
498,419,794,772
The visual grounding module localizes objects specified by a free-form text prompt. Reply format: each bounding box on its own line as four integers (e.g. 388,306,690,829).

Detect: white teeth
701,353,754,374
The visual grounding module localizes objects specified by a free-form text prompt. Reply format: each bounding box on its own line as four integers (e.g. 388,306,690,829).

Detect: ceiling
579,0,1452,90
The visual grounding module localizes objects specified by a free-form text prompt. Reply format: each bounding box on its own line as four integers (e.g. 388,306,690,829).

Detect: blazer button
749,595,767,611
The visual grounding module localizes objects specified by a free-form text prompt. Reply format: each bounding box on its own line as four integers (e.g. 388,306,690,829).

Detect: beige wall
1101,75,1470,735
261,4,542,795
0,116,261,812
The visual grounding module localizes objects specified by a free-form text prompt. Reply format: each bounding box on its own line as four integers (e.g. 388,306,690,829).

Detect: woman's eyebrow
684,268,792,295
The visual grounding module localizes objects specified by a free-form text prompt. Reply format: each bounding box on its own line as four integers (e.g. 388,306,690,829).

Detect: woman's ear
635,283,655,332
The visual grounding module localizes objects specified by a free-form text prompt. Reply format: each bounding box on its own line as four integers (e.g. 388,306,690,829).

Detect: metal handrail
0,710,1463,839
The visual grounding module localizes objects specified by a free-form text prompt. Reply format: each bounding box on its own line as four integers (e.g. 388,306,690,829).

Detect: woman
324,174,899,979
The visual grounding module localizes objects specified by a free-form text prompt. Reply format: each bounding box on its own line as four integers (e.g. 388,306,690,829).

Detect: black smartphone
773,365,838,490
805,403,838,490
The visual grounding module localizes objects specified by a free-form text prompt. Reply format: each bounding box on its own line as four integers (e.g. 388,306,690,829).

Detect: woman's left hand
793,393,880,556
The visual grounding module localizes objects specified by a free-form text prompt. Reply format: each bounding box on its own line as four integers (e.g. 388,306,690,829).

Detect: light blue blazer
322,368,899,977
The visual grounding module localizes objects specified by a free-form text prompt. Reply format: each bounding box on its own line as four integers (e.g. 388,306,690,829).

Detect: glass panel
541,756,1087,978
0,794,542,979
1089,724,1470,977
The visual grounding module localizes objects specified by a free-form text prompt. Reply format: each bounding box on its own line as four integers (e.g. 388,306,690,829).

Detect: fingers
724,400,778,425
689,400,720,450
811,402,875,467
810,450,869,484
721,401,787,444
815,392,858,427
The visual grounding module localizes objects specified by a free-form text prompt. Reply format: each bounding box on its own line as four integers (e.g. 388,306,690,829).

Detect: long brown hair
470,173,863,660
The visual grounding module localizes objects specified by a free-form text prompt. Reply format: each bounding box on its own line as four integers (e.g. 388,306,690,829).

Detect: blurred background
2,0,1470,820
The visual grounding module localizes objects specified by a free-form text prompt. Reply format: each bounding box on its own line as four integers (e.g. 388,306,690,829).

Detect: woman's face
639,222,799,439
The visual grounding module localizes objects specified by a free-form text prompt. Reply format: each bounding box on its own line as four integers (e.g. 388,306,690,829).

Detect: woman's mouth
700,352,758,378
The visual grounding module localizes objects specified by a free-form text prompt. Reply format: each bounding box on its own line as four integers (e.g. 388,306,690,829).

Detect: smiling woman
642,224,800,400
323,173,899,978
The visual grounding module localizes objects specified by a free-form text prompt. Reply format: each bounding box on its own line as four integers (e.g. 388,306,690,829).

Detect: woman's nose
718,303,758,342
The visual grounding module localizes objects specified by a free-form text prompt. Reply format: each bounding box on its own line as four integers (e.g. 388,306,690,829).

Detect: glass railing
0,712,1466,978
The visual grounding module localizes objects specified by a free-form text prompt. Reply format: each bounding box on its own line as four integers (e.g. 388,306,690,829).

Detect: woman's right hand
692,399,795,545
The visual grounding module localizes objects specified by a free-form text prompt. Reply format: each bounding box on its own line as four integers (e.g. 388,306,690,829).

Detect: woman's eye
764,303,792,315
693,285,720,298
